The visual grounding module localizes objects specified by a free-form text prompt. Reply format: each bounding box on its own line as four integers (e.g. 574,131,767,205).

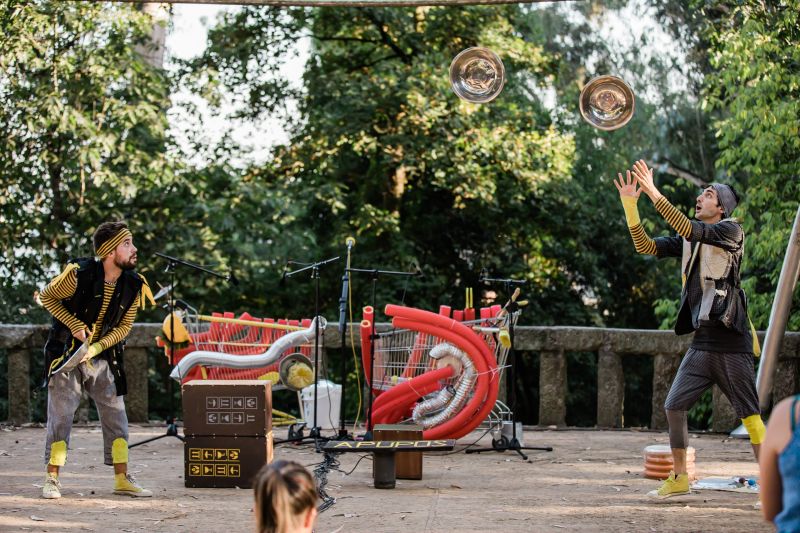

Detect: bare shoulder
765,396,799,452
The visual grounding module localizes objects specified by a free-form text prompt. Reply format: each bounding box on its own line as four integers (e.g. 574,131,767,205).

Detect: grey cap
711,183,738,218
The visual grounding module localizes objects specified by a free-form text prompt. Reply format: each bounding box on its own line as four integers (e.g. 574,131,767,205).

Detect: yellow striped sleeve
655,196,692,240
95,291,138,351
39,265,87,335
628,224,657,255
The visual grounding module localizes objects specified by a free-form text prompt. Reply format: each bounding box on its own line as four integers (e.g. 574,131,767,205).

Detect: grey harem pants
45,358,128,466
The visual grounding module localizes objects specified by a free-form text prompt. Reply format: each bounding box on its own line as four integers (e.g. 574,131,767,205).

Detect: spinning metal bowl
579,75,635,131
449,47,506,104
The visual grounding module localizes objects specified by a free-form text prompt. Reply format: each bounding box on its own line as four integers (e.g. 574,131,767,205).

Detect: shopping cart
156,302,324,425
360,302,518,440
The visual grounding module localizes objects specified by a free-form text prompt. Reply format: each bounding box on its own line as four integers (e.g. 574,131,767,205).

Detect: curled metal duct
169,317,326,381
412,343,476,428
414,386,456,418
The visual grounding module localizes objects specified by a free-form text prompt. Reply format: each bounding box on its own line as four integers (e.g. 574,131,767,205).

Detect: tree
0,0,173,323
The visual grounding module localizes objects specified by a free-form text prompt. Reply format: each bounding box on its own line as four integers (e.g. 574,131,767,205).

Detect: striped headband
95,228,133,257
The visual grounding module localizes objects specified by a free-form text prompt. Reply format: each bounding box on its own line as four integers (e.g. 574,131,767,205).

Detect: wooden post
538,350,566,426
597,346,624,428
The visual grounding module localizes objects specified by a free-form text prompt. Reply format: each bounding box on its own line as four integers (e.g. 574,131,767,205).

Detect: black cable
313,451,338,513
334,453,372,476
434,423,499,456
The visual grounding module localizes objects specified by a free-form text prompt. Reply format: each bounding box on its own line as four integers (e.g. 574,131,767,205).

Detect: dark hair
253,460,317,533
93,221,129,253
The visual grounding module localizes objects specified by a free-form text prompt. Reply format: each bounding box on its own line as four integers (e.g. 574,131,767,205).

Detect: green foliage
699,0,800,330
0,0,172,323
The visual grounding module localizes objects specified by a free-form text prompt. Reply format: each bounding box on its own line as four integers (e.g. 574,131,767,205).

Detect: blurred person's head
254,460,318,533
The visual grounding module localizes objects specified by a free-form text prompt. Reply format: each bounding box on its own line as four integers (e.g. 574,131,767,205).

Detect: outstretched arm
631,159,692,239
631,160,743,251
615,169,657,255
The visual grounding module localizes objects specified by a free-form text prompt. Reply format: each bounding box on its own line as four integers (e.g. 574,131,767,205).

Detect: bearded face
112,237,138,271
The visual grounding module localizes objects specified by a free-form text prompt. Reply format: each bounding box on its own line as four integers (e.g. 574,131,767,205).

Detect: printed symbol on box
207,412,219,424
215,464,228,477
219,397,231,409
228,449,239,461
189,464,201,476
206,397,218,409
202,449,214,461
232,397,244,409
228,464,240,477
232,412,244,424
215,449,227,461
220,413,231,424
246,414,255,423
245,397,257,409
202,464,214,476
189,449,202,461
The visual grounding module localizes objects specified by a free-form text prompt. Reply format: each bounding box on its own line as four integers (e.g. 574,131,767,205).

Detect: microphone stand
130,252,236,448
346,266,419,440
464,274,552,459
275,256,340,452
335,239,355,440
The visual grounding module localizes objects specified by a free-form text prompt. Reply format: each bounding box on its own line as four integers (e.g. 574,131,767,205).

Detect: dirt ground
0,424,770,533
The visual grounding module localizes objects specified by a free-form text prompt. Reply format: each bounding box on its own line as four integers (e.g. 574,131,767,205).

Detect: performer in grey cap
615,159,765,499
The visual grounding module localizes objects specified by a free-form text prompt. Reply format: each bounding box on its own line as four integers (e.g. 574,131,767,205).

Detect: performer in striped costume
616,159,765,499
39,221,155,500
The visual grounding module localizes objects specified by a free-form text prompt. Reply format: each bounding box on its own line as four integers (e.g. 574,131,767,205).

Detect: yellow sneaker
42,473,62,499
647,471,690,499
113,473,153,498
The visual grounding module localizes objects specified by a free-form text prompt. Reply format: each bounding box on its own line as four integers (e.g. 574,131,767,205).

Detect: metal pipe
732,204,800,438
756,204,800,410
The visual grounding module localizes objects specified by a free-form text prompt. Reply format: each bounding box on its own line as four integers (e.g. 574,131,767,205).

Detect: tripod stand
275,256,339,451
130,252,236,448
346,266,419,440
465,275,552,460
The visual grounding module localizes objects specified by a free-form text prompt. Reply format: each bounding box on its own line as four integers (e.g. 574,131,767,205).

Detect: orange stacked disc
643,445,696,480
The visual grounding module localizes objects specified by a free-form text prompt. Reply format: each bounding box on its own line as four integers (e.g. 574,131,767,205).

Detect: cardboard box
184,433,273,488
182,380,271,437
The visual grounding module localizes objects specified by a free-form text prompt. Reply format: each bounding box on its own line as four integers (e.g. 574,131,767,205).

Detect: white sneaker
42,473,62,499
113,473,153,497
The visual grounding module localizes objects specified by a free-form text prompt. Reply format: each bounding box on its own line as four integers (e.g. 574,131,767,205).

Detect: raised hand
631,159,661,201
614,170,641,199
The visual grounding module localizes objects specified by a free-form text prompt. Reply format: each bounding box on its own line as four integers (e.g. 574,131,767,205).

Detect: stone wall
2,324,799,429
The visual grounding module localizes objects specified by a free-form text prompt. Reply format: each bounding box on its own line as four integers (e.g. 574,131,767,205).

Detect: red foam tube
360,319,373,389
372,371,451,423
402,332,427,379
386,305,498,371
439,305,451,317
372,364,452,411
392,317,496,440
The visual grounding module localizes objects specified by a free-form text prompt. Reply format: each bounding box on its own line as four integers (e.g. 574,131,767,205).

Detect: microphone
345,236,356,250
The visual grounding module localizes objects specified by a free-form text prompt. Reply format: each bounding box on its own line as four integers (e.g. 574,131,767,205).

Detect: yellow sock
49,441,67,466
111,438,128,464
742,414,766,445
